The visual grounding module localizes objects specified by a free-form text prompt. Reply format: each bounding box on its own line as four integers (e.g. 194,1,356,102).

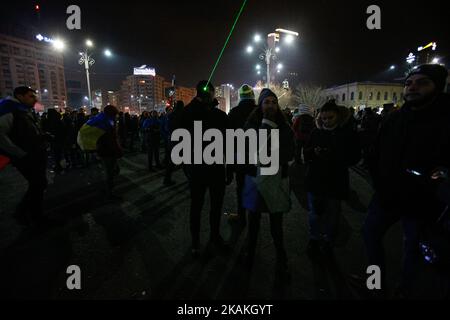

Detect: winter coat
94,114,123,159
180,97,229,180
369,93,450,216
0,97,47,162
242,108,295,213
304,107,361,199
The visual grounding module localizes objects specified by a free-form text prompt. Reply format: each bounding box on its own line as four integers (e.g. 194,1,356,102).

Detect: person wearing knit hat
227,85,258,228
257,88,278,107
239,84,255,102
404,64,448,108
406,64,448,93
297,103,313,116
241,87,295,272
363,63,450,297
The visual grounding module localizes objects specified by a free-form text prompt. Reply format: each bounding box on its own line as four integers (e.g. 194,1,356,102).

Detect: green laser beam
205,0,248,89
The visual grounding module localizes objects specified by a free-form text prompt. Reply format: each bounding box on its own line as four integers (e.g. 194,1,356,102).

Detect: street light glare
432,58,439,64
284,35,294,44
52,39,65,51
86,39,94,47
256,64,261,70
104,49,112,57
390,65,395,70
277,63,283,69
246,46,253,53
254,34,261,42
275,47,280,53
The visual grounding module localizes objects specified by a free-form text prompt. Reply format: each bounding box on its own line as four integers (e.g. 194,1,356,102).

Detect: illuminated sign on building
133,65,156,76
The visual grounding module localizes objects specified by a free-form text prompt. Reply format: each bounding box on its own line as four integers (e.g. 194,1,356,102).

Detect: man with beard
363,64,450,298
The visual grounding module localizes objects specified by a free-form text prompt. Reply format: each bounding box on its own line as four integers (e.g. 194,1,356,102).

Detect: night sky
2,0,449,90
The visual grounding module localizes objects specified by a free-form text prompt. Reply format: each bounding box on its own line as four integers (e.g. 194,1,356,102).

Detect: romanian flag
77,113,114,151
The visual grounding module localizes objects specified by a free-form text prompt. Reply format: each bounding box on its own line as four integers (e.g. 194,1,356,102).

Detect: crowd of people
0,63,449,299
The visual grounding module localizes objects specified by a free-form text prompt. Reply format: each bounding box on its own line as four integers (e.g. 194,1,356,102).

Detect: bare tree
292,84,327,111
253,81,296,110
268,83,294,110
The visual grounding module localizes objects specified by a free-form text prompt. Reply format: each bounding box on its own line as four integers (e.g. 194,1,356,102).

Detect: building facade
323,82,405,109
216,84,238,114
91,89,119,110
0,33,67,110
119,75,159,114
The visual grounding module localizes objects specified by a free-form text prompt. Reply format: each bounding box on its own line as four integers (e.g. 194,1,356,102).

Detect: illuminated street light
104,49,112,57
284,34,294,44
52,38,65,51
254,34,261,42
277,63,283,70
246,28,298,88
389,65,395,70
86,39,94,47
432,58,439,64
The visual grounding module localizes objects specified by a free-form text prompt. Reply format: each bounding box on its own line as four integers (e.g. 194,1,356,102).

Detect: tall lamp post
246,29,298,88
78,39,112,108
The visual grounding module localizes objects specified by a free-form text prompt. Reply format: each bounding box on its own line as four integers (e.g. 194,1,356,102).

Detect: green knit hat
239,84,255,101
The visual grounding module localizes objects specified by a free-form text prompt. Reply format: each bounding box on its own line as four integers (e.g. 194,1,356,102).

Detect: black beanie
406,64,448,92
257,88,277,106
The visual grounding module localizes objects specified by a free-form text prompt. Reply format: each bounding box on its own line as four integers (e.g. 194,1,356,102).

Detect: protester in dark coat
180,80,229,257
304,101,361,257
227,84,258,227
364,64,450,297
95,105,123,200
0,87,49,226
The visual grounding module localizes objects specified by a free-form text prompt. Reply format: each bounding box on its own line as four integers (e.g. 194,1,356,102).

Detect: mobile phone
406,169,422,176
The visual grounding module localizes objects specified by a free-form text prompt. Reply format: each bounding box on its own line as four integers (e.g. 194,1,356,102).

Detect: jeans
247,211,286,262
363,194,422,291
188,174,226,247
101,157,120,195
307,193,341,242
14,156,48,221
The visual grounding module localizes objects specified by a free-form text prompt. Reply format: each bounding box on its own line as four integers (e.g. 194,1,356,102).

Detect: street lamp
389,65,396,70
52,38,65,51
78,39,112,108
246,28,298,88
284,34,294,45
